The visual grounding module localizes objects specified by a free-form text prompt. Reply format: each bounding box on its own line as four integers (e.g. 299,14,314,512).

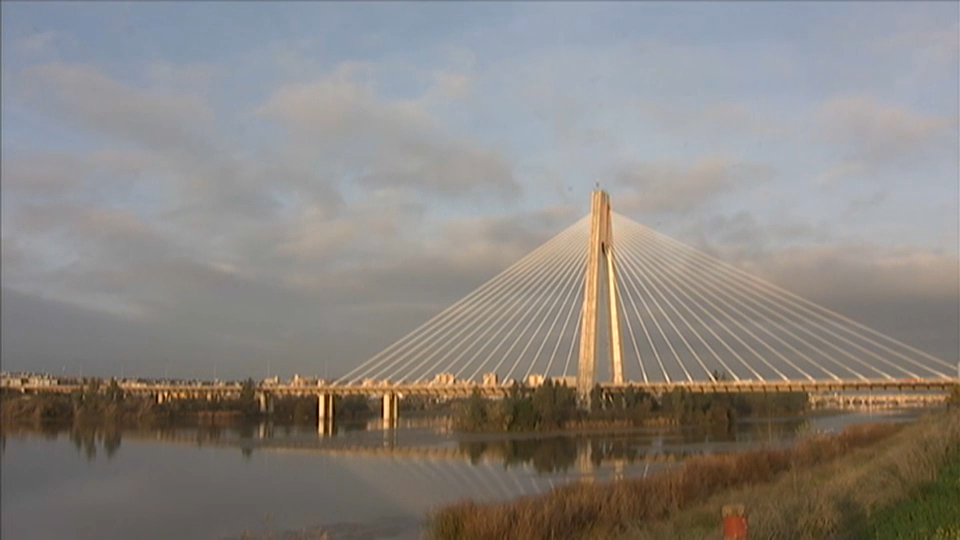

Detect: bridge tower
577,189,625,405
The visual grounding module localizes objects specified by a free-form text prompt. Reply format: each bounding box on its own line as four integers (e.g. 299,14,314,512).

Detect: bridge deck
13,378,959,398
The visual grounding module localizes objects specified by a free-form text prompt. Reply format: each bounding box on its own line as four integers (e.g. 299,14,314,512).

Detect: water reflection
3,414,825,471
1,411,921,540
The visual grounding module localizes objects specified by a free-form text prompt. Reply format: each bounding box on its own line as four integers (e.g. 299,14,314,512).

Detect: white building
432,373,456,386
526,374,546,387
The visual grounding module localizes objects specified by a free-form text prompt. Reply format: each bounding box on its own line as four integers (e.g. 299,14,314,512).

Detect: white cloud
16,30,59,56
257,62,520,200
616,156,775,215
820,96,956,162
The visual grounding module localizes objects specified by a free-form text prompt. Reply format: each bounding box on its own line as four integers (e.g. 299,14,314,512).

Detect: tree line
454,378,809,433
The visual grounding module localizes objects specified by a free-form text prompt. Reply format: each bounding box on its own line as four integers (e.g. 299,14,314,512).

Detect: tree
948,385,960,408
105,379,124,404
532,379,577,429
589,384,604,412
461,388,489,431
239,378,257,415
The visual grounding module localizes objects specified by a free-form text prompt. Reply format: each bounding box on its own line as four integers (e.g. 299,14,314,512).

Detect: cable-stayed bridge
336,191,956,392
15,191,958,421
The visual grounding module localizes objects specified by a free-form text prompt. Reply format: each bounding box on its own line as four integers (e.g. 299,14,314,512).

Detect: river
0,410,922,540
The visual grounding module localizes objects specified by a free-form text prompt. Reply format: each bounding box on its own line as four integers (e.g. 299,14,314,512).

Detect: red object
723,515,748,539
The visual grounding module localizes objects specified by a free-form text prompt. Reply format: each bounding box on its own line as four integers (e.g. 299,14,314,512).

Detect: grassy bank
860,456,960,540
621,410,959,539
427,410,959,540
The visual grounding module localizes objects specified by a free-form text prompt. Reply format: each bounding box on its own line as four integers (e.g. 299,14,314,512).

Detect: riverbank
453,381,807,434
0,389,380,429
426,409,960,540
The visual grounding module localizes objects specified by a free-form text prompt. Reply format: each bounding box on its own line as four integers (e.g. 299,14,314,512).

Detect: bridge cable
614,254,649,383
623,218,929,379
521,246,587,380
472,233,587,381
623,223,864,380
614,238,744,381
619,224,826,381
352,219,587,383
445,231,585,382
612,239,673,382
615,238,738,381
338,217,587,383
615,236,693,381
633,216,952,377
532,254,586,380
380,221,586,382
398,227,584,382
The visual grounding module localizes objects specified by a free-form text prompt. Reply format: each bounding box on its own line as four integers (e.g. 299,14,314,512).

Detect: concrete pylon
382,393,399,423
577,190,624,405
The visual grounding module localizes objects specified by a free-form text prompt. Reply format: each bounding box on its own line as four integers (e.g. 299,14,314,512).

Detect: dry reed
427,420,909,540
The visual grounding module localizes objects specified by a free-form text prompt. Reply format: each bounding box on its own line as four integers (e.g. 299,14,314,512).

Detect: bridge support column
318,393,334,420
317,393,335,436
382,393,399,424
257,392,273,414
614,459,625,481
576,440,596,483
156,392,165,405
578,190,624,407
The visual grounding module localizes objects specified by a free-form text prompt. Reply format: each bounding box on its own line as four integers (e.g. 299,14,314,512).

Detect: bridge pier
576,440,596,483
318,393,334,420
156,392,165,405
317,394,335,436
382,393,399,424
317,393,337,436
257,392,274,414
577,190,624,407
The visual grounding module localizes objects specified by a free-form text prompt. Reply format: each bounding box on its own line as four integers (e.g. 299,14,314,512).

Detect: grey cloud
615,156,775,215
818,97,957,182
0,287,285,379
639,101,788,142
0,150,161,196
844,191,888,220
746,246,959,361
11,61,343,264
257,63,521,200
17,63,217,162
677,210,832,257
658,218,959,361
146,61,219,94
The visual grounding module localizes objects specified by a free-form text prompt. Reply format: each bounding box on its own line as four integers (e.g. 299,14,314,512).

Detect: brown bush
630,410,960,540
426,422,904,540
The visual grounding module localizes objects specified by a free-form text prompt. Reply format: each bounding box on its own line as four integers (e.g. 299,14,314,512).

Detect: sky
1,2,958,380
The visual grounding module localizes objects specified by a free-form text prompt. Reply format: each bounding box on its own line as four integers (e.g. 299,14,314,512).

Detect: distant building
482,373,499,386
432,373,456,386
526,374,546,387
557,376,577,388
291,374,318,387
1,373,59,389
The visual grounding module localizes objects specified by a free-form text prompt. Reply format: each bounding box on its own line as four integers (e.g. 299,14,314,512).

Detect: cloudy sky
1,2,957,380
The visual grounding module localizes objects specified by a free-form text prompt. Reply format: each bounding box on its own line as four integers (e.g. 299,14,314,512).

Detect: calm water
1,411,921,540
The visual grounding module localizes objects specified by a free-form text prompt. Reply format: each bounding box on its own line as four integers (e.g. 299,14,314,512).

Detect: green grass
622,410,960,540
859,457,960,540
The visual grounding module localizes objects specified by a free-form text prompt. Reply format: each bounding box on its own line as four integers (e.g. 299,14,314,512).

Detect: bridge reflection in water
40,414,830,503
